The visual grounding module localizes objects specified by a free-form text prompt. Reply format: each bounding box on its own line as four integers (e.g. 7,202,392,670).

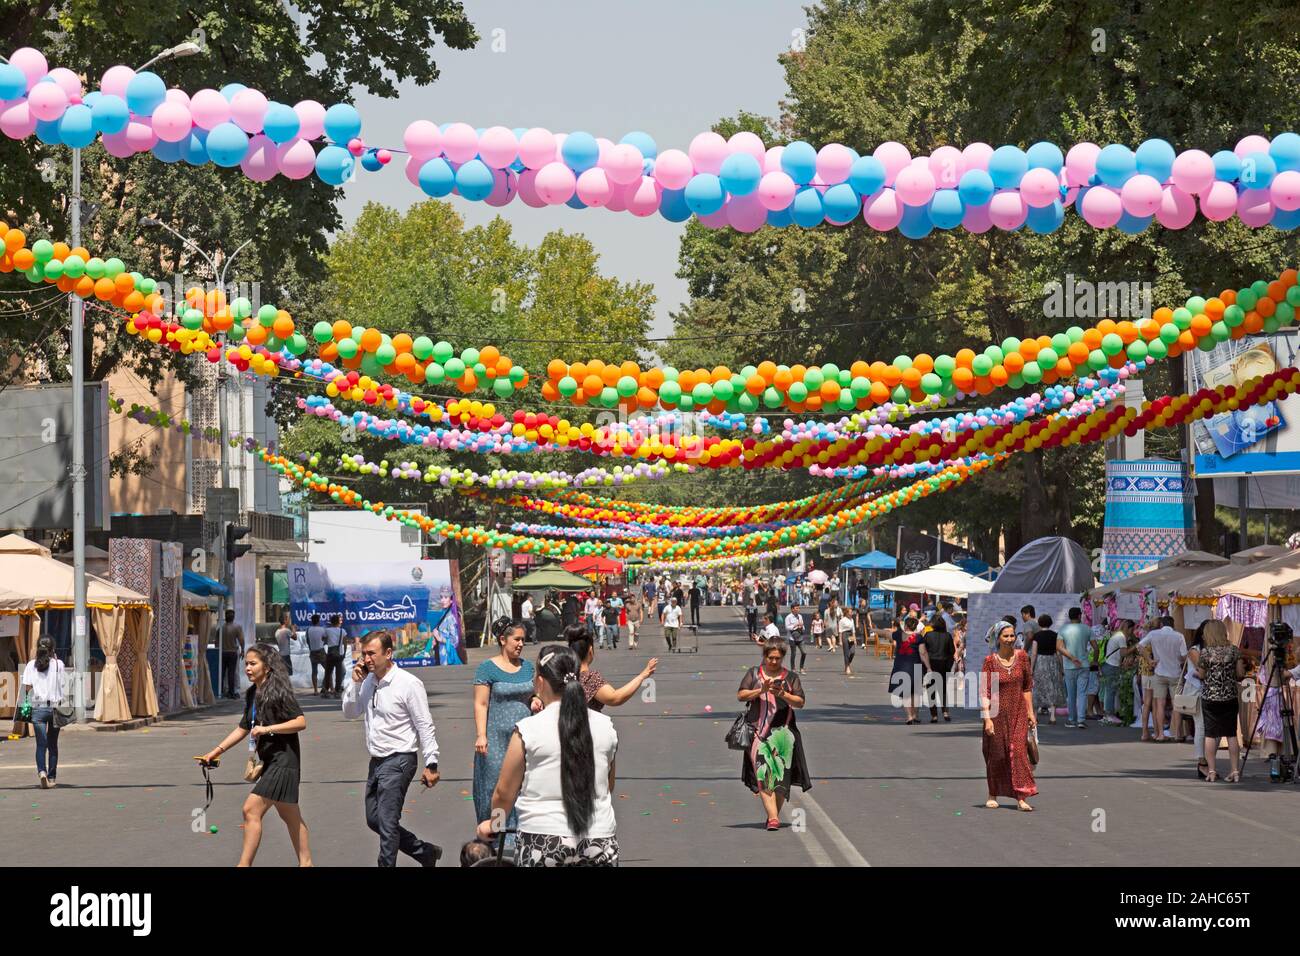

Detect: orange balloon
4,229,25,253
805,395,824,412
1082,329,1103,350
678,370,697,391
820,380,841,401
547,359,567,380
69,246,89,261
746,374,765,395
1003,352,1025,375
495,356,512,377
1178,330,1196,349
569,362,587,381
94,276,116,300
273,316,295,339
637,386,658,407
1203,298,1224,321
1018,339,1039,360
790,364,807,382
1257,296,1276,318
1067,341,1090,366
391,333,413,354
583,374,603,397
869,382,891,404
642,367,664,389
850,360,871,378
1189,314,1212,337
952,367,974,391
901,368,922,390
332,319,352,341
1244,310,1264,334
773,368,793,390
1269,281,1286,302
1096,319,1118,336
989,365,1009,387
881,366,901,388
541,380,560,402
11,248,34,271
1152,306,1173,325
114,273,135,295
1055,357,1074,377
395,353,417,372
479,345,500,367
912,354,934,375
1116,321,1137,344
620,360,640,379
587,358,606,375
1137,319,1159,341
601,365,621,387
360,328,382,352
51,242,69,260
954,348,976,369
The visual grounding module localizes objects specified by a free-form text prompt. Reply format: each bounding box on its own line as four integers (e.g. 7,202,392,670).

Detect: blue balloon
34,117,63,146
206,122,249,166
791,186,824,228
822,183,861,223
988,145,1027,188
683,174,725,216
455,158,494,200
565,194,589,210
91,93,129,135
323,103,362,144
315,144,353,185
718,153,761,196
1271,207,1300,231
659,187,691,222
642,158,655,176
927,189,965,229
766,206,795,228
1026,199,1065,234
360,150,383,172
1095,143,1136,187
220,83,247,101
0,63,25,100
957,169,995,206
262,102,300,144
152,137,185,164
1269,133,1300,173
1025,141,1064,173
1134,138,1175,181
898,203,932,239
510,158,526,174
1116,210,1152,234
780,141,817,185
1212,150,1241,182
847,155,886,196
417,158,455,197
125,70,166,117
561,131,600,173
82,91,101,108
57,104,96,149
182,128,209,165
620,131,658,160
1242,151,1276,189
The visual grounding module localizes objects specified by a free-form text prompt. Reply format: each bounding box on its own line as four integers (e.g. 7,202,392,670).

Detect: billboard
895,526,983,575
1189,333,1300,478
286,559,465,667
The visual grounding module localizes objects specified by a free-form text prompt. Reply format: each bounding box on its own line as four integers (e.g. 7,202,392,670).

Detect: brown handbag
243,755,264,782
1026,724,1040,766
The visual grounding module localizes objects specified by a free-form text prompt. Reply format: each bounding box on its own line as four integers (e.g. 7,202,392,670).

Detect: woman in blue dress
473,617,542,838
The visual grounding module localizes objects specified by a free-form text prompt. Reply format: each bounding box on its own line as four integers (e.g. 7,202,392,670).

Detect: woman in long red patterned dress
981,622,1037,811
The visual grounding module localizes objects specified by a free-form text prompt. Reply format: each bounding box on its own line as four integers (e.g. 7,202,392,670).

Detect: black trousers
309,649,326,688
690,603,700,626
365,752,436,867
745,608,758,636
926,662,953,715
323,651,344,693
220,652,239,698
789,639,806,669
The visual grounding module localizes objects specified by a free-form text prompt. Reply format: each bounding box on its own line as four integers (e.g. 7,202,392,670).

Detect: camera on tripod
1249,621,1298,783
1269,621,1294,652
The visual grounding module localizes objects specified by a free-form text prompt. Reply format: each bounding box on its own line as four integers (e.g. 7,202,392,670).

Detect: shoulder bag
243,697,264,782
1026,724,1040,766
1173,658,1201,716
724,668,757,751
52,661,75,728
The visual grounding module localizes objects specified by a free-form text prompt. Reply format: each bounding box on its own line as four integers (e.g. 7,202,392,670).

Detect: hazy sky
334,0,811,336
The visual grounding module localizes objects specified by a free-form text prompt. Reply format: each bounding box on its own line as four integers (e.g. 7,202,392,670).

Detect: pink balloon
873,141,911,186
1271,170,1300,211
1154,185,1196,229
552,133,567,159
962,202,993,233
1064,142,1099,187
9,48,47,90
277,138,317,180
929,145,963,188
688,131,728,176
988,189,1027,230
1120,174,1162,217
1170,149,1215,196
725,193,767,232
151,101,192,142
403,120,441,161
604,179,632,213
190,89,230,130
653,148,693,190
484,168,518,207
576,167,613,206
441,123,479,164
1080,186,1123,227
626,176,661,217
478,125,518,169
727,131,766,163
1236,188,1274,228
164,88,191,106
123,118,157,153
534,161,576,204
293,100,325,140
697,207,729,229
227,88,267,134
762,145,785,174
100,65,135,99
894,164,936,206
816,143,855,185
1234,135,1271,159
101,128,134,158
241,134,279,182
603,143,644,186
0,100,36,139
46,67,82,101
757,171,797,210
960,141,993,174
27,82,67,122
1199,180,1238,221
1019,167,1060,208
595,137,613,166
863,189,903,231
516,168,546,208
402,154,423,187
517,127,556,169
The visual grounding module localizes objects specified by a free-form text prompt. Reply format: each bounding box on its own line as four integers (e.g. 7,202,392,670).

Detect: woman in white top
21,636,67,788
477,644,619,866
838,612,857,676
823,598,843,652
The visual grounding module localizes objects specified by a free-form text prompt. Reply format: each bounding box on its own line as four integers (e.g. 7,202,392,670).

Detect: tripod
1240,631,1299,783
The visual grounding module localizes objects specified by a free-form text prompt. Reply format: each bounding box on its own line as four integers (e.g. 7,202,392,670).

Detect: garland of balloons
7,48,1300,235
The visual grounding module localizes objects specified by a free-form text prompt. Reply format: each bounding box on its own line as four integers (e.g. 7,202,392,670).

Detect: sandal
1204,770,1218,783
1226,771,1241,783
1017,800,1034,812
985,799,999,809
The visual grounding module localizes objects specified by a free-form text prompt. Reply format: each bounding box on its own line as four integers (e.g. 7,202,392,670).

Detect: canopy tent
183,569,229,597
841,550,897,571
563,555,624,575
992,536,1093,593
877,562,994,598
512,563,597,591
1174,549,1300,601
0,534,151,608
1090,550,1229,601
54,544,111,577
1229,544,1290,565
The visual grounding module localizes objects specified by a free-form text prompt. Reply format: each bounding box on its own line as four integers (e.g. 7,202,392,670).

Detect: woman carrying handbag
20,637,68,788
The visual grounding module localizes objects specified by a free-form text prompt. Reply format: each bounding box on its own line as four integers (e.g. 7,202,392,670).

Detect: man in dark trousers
562,592,580,628
689,581,703,627
535,591,563,644
214,609,243,700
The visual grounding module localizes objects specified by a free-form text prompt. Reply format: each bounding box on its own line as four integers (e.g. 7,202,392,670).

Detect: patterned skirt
515,831,619,867
1032,654,1064,711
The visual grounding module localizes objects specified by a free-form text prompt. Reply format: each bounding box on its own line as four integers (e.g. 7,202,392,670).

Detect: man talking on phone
342,630,443,867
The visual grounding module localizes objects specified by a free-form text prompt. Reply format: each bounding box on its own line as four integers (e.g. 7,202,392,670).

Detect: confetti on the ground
641,811,651,816
31,803,39,808
661,785,672,791
954,811,962,816
618,794,628,799
347,790,358,796
697,790,711,796
672,817,682,824
670,799,685,805
459,789,469,795
210,824,219,833
462,796,472,801
115,804,125,809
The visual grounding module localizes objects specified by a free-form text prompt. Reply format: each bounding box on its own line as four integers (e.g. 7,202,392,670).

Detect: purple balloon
484,168,517,207
961,202,993,234
726,193,767,232
517,168,546,208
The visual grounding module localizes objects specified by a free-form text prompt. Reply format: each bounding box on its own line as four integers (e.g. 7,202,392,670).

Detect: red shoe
766,818,780,831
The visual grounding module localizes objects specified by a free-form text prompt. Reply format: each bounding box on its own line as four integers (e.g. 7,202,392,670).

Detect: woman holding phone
736,636,811,831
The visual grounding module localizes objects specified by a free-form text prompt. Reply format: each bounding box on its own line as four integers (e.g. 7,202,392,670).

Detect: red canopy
563,556,624,575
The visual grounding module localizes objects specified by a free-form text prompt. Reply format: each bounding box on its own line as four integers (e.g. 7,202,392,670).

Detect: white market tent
877,562,994,598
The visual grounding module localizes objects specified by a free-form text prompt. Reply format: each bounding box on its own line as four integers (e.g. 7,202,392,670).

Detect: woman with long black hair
565,625,657,712
20,636,67,788
200,643,313,866
476,644,620,866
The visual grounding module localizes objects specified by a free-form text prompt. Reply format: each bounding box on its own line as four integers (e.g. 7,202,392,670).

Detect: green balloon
1276,302,1295,325
803,367,824,390
509,365,525,383
473,363,486,377
920,372,943,394
1185,296,1207,315
1020,361,1042,385
738,391,760,413
1008,373,1025,389
761,386,782,408
617,375,638,398
360,353,382,375
1287,286,1300,308
1001,337,1021,355
891,385,909,404
376,343,397,365
62,255,85,278
712,379,735,402
972,355,993,377
139,277,156,296
493,377,514,398
788,381,808,403
558,375,578,396
1251,280,1270,300
1197,333,1218,350
1147,338,1168,360
412,336,434,360
31,239,53,262
678,394,695,411
1159,323,1180,344
337,338,358,359
940,379,957,398
1065,326,1085,343
1172,307,1193,331
1264,316,1282,334
287,332,308,355
661,366,679,382
444,357,465,378
258,304,277,326
228,323,245,342
461,347,480,366
433,340,454,362
312,321,333,343
892,355,912,372
182,311,203,331
849,376,871,399
1126,340,1148,361
740,365,758,379
984,345,1004,365
691,382,714,404
837,390,857,410
1210,321,1230,343
934,355,956,378
351,325,365,342
425,363,446,384
232,297,253,319
1100,333,1124,356
42,258,64,279
659,380,682,404
104,257,125,278
837,369,852,388
1050,333,1071,354
84,257,105,279
1088,349,1108,370
1237,288,1259,311
1223,304,1245,328
1037,347,1059,368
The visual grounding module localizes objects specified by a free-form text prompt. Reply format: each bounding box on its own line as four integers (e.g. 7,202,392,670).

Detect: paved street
3,606,1298,867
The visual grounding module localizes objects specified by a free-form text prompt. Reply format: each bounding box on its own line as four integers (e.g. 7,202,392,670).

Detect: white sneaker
1064,721,1077,728
38,771,49,789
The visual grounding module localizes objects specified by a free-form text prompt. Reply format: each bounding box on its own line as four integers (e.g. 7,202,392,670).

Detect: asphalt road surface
3,606,1297,866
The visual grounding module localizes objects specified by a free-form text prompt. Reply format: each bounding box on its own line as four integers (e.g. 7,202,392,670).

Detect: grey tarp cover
991,536,1094,593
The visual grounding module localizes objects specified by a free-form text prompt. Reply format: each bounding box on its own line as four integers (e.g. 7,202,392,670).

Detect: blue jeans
1100,663,1121,715
1064,668,1087,724
31,706,59,778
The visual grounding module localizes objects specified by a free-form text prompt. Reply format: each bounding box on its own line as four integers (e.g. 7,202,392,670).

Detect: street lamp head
167,41,203,59
139,216,162,228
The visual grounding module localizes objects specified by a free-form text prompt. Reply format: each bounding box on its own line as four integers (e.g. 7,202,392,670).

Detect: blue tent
841,551,896,571
183,569,229,597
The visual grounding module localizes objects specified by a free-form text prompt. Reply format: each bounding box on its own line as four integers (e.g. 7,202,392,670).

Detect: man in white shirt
661,596,683,651
1137,616,1188,742
584,594,602,645
761,614,781,641
1016,605,1038,650
940,602,959,633
520,595,536,644
322,614,347,698
305,614,328,695
342,630,442,867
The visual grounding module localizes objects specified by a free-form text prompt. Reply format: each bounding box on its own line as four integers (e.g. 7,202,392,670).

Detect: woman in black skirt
737,636,811,831
200,643,312,866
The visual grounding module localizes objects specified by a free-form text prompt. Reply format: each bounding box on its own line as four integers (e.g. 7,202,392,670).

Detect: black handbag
51,661,74,728
725,713,755,751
